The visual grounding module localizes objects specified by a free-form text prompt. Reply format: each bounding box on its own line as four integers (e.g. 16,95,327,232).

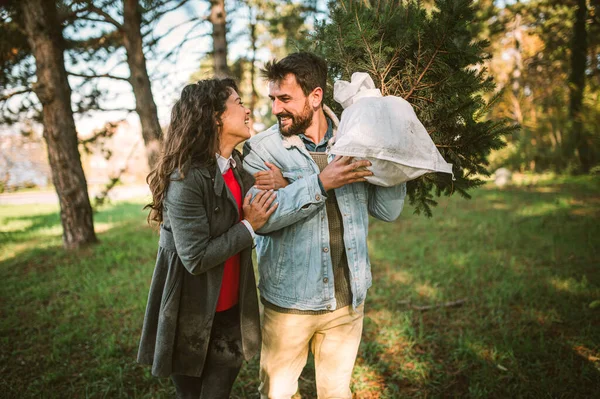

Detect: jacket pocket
161,259,182,309
257,225,296,292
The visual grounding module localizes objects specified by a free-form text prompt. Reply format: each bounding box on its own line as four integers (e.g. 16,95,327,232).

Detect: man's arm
367,182,407,222
243,141,326,234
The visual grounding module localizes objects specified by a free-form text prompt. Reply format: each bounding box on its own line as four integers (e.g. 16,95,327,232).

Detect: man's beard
277,100,313,137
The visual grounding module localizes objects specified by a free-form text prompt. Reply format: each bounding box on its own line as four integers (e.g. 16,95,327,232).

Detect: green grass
1,176,599,398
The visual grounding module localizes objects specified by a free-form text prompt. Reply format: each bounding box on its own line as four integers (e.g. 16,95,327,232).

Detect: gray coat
137,151,260,378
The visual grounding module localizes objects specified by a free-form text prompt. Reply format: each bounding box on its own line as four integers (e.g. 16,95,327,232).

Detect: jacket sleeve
165,171,253,275
242,141,326,234
367,182,407,222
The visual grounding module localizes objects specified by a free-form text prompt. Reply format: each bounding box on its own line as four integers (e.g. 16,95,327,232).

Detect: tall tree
75,0,165,169
569,0,592,172
485,0,599,173
313,0,517,216
20,0,97,248
2,1,196,170
229,0,319,124
209,0,230,77
122,0,162,168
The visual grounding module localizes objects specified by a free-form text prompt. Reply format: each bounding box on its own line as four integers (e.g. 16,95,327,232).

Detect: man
243,52,407,399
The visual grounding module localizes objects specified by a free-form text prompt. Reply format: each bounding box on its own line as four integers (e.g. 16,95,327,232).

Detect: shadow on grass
0,201,166,399
360,181,600,398
1,202,147,238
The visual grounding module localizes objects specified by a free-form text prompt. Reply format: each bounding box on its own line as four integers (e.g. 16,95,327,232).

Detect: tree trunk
569,0,592,173
21,0,97,249
122,0,163,169
510,13,524,128
209,0,230,77
249,12,258,118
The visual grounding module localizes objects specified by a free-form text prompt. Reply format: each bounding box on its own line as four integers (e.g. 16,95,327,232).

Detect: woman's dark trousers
171,306,243,399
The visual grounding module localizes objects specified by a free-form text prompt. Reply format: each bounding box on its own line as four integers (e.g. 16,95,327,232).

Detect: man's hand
319,156,373,191
253,161,289,190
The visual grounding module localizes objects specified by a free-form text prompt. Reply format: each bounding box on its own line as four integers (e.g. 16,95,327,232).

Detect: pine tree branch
381,49,400,93
92,107,136,113
68,71,129,81
411,95,435,103
65,29,123,53
142,0,172,14
335,23,352,78
71,59,128,92
74,103,136,115
354,9,380,82
404,41,443,101
416,32,422,73
79,16,115,24
144,0,195,23
87,5,123,29
153,28,211,67
0,88,32,102
143,17,204,49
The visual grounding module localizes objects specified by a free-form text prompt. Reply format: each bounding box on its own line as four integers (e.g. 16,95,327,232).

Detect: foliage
311,0,518,216
485,0,600,173
213,0,322,129
0,0,194,126
0,2,39,125
1,176,599,397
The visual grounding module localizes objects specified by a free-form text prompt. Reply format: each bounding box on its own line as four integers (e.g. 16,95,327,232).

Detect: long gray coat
137,151,260,378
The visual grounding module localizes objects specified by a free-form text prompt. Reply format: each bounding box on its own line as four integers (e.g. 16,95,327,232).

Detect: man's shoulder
247,124,282,147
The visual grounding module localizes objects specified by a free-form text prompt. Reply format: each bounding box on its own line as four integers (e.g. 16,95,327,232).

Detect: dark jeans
171,305,243,399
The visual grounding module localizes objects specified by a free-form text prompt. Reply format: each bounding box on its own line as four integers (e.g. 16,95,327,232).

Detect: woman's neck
218,141,237,159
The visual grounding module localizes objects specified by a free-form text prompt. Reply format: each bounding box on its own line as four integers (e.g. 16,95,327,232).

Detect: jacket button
214,206,220,212
326,304,332,310
315,194,321,201
323,247,329,253
323,277,329,283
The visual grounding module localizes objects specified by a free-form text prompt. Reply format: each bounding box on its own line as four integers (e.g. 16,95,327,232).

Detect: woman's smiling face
219,89,251,144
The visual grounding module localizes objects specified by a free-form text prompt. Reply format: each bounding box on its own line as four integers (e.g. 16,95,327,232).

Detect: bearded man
243,52,407,399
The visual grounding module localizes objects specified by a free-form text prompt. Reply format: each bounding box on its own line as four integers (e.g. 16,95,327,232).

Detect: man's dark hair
261,52,328,100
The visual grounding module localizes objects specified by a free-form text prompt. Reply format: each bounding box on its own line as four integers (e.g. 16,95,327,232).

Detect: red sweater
215,168,242,312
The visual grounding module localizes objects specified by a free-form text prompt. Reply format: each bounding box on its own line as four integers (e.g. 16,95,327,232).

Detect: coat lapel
214,171,238,222
215,152,252,222
233,151,254,196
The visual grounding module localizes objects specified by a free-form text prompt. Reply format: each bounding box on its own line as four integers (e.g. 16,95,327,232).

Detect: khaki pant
259,304,364,399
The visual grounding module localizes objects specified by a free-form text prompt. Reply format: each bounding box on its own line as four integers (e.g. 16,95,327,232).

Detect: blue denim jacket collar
298,117,333,153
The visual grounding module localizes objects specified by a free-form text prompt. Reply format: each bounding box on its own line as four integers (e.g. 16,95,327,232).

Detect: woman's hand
243,190,278,231
253,161,289,191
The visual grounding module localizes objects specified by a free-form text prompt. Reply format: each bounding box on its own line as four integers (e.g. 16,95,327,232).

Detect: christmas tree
311,0,518,216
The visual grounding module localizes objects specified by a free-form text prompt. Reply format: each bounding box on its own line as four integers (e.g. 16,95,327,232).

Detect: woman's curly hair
145,78,238,225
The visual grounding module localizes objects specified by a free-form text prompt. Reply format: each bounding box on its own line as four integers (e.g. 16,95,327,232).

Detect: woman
137,78,279,398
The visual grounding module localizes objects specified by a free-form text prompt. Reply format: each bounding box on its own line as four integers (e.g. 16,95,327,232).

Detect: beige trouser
258,303,365,399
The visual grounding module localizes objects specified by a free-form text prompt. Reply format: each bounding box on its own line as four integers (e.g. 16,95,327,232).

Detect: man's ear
310,87,323,108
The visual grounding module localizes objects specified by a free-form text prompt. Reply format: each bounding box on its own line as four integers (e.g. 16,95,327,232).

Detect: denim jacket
243,106,407,311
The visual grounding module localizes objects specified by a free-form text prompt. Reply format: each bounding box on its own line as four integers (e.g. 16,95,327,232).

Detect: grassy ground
1,176,598,398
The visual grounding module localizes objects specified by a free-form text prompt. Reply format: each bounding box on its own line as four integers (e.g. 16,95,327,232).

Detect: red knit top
215,168,242,312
